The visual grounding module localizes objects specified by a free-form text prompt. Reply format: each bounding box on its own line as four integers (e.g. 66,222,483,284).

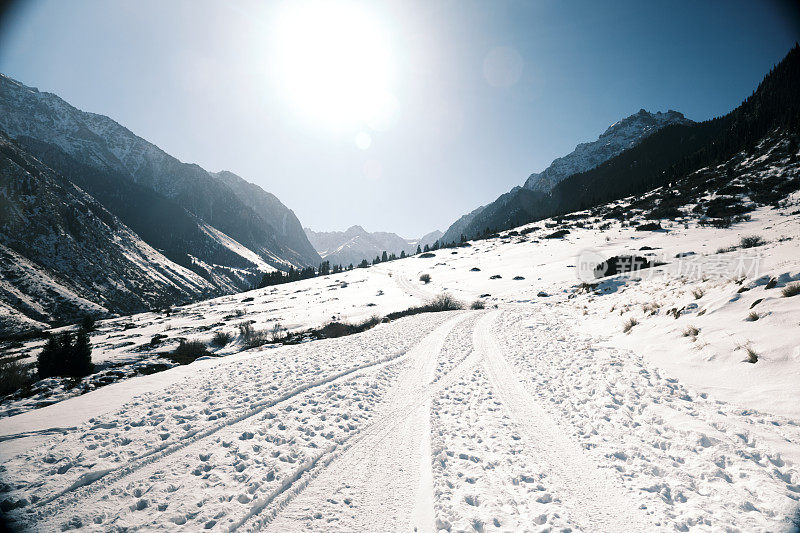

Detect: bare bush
739,235,766,248
470,300,486,310
270,322,286,342
782,282,800,297
622,317,639,333
682,325,700,338
692,288,705,300
419,273,432,284
238,322,270,348
211,331,233,346
0,359,32,396
427,293,463,311
745,311,760,322
169,340,210,364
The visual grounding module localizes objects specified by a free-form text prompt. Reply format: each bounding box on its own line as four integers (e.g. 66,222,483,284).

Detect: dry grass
642,302,661,314
782,282,800,297
682,325,700,338
744,345,759,364
745,311,760,322
692,288,705,300
622,317,639,333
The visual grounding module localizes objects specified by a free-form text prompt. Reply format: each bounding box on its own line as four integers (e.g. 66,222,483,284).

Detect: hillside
440,45,800,242
0,134,216,335
441,109,691,243
0,74,320,291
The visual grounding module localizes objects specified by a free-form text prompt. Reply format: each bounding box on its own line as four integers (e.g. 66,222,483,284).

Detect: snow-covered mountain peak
524,109,692,193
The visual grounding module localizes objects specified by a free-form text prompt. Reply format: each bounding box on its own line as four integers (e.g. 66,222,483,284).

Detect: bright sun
271,1,397,131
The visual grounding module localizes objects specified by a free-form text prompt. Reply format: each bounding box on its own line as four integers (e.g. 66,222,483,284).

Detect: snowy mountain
0,74,320,290
440,109,691,244
305,226,442,266
0,133,216,335
524,109,692,192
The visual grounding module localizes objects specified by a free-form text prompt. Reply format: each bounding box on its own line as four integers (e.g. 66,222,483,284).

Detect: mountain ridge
440,109,692,243
0,74,320,288
304,226,442,266
0,133,217,334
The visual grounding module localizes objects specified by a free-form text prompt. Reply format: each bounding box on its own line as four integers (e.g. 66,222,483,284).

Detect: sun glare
271,1,397,131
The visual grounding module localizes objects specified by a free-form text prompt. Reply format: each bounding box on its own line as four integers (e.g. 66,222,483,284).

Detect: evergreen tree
423,244,430,253
416,245,422,254
81,315,96,331
381,251,388,262
67,328,94,377
37,334,65,379
400,250,406,258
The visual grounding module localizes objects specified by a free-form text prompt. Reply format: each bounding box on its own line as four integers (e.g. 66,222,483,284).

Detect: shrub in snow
743,344,759,364
740,235,766,248
692,288,705,300
0,360,32,396
419,273,432,284
211,331,232,346
169,340,210,364
746,311,760,322
544,229,570,239
622,317,639,333
635,222,662,231
682,325,700,338
470,300,486,310
427,293,463,312
271,322,287,342
782,282,800,297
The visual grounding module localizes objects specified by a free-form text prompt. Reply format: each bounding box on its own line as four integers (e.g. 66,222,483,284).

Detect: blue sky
1,0,798,237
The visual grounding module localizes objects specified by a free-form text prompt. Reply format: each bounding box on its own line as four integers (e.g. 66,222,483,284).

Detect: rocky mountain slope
524,109,691,192
305,226,442,266
0,133,216,335
442,44,800,242
0,74,320,291
441,110,691,244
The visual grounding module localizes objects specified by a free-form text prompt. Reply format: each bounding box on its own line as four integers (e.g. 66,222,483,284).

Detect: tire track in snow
251,312,486,532
478,310,654,532
25,314,467,528
392,269,434,302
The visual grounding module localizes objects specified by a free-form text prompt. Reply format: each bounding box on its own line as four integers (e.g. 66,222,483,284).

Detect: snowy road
2,306,799,531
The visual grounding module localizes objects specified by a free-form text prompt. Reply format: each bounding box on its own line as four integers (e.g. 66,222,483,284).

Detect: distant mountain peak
524,109,692,193
304,226,441,266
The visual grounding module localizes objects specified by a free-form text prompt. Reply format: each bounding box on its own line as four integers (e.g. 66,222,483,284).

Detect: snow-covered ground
1,199,800,530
